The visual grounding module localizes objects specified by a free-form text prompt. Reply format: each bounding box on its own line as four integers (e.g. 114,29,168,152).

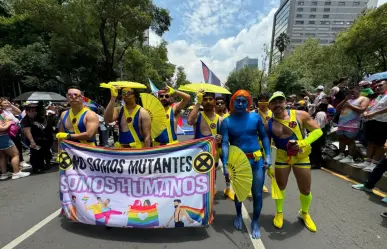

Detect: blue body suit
220,96,271,239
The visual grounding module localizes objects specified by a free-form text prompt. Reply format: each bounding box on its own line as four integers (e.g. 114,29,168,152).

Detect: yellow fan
227,146,253,202
100,81,147,89
140,93,167,138
179,83,231,94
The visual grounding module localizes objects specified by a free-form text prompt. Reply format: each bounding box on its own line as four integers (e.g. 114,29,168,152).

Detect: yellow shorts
275,148,311,169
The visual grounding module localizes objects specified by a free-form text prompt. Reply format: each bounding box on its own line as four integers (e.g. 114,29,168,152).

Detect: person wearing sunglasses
215,96,229,118
154,86,190,146
103,87,151,148
56,87,99,146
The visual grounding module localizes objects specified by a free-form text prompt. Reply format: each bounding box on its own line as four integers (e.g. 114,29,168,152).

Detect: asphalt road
1,135,386,249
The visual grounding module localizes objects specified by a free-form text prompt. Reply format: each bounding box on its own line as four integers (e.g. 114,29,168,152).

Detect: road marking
321,167,386,197
219,166,266,249
2,208,61,249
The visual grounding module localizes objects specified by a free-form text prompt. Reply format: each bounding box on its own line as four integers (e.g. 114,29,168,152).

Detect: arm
347,97,370,113
172,89,191,114
140,108,151,147
257,116,271,157
296,111,323,148
370,107,387,116
0,122,11,132
23,127,37,148
58,112,65,133
187,104,200,126
9,103,21,115
335,97,349,113
70,111,99,141
104,100,119,124
220,119,229,175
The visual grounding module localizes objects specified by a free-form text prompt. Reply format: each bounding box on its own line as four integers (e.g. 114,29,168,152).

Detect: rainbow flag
83,97,101,111
127,203,159,228
181,206,205,223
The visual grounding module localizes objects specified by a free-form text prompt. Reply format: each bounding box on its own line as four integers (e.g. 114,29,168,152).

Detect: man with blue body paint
220,90,272,239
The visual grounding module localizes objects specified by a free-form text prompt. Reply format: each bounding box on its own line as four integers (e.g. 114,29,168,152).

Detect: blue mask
233,96,248,113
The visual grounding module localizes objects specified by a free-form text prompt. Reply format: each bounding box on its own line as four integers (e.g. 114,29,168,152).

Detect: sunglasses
122,91,135,96
67,93,82,98
159,94,170,99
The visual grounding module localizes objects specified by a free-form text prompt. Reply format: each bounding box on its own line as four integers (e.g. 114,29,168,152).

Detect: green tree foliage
225,67,264,97
275,32,290,61
174,66,190,89
0,0,174,100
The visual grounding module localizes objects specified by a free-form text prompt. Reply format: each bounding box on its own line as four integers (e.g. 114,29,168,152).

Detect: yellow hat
298,100,305,105
269,91,286,103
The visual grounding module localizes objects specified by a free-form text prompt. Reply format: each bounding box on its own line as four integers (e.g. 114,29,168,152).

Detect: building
236,57,259,71
269,0,378,70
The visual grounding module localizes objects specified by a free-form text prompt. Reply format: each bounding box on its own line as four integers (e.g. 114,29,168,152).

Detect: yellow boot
299,210,317,232
224,187,235,201
273,212,283,229
262,185,268,193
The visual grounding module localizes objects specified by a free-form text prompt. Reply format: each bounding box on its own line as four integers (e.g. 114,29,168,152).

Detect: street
0,136,386,249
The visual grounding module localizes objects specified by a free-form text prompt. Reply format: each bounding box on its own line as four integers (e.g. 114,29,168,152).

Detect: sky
150,0,387,84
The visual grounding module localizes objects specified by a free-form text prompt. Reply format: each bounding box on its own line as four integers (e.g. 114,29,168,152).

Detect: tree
275,32,290,61
15,0,172,82
174,66,190,89
225,67,264,96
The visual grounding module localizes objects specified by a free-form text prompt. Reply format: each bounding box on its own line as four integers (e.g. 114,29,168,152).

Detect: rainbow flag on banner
127,203,159,228
181,206,205,223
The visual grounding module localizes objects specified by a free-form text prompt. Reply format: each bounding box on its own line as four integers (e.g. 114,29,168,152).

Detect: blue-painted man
220,90,272,239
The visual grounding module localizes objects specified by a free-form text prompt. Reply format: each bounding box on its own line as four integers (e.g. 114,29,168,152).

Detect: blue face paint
233,96,248,112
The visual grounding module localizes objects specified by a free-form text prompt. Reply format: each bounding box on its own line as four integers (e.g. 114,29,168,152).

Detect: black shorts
365,120,387,146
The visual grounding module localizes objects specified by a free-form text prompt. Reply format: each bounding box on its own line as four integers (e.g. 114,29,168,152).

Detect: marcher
220,90,271,239
268,91,323,232
103,86,151,148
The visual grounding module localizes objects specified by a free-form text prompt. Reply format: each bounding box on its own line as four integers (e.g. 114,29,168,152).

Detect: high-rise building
236,57,259,71
269,0,378,70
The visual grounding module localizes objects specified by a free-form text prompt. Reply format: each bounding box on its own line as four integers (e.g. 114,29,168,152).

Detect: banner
59,138,216,228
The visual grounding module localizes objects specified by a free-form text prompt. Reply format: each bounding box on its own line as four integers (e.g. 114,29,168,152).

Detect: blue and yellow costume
268,109,312,168
116,105,144,148
61,107,96,146
220,90,271,239
154,107,178,146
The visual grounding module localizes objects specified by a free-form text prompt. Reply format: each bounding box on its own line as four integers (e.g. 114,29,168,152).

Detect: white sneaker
12,171,31,180
340,156,354,164
363,163,376,172
333,153,345,160
0,172,11,180
353,161,370,169
20,161,32,169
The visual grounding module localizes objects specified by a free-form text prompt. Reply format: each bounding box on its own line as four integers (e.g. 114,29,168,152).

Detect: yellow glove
267,167,275,178
167,86,175,95
56,132,70,140
197,91,203,104
100,83,118,97
297,129,323,148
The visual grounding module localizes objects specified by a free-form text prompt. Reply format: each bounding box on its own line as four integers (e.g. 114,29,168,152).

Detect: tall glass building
269,0,378,70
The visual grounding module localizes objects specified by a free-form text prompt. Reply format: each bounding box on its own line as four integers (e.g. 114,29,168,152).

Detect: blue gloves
264,154,272,168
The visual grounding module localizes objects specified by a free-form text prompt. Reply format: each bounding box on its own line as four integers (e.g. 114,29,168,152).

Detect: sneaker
273,212,284,229
299,210,317,232
353,161,370,169
363,163,376,172
0,172,11,180
20,161,32,169
333,153,345,161
12,171,31,180
340,156,354,164
382,196,387,204
352,184,372,193
381,212,387,219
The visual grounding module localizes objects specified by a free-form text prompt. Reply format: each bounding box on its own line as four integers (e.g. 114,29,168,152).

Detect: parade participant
57,87,99,146
187,91,234,198
254,92,273,193
267,91,322,232
215,96,229,118
220,90,271,239
103,86,151,148
154,86,190,146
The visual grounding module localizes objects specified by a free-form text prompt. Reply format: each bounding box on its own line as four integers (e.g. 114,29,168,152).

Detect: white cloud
162,8,277,83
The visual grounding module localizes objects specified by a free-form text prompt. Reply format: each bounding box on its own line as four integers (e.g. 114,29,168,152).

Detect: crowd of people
0,77,386,236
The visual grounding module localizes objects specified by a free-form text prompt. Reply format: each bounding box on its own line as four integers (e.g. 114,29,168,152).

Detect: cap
269,91,286,103
359,80,371,86
316,85,324,91
298,100,305,105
